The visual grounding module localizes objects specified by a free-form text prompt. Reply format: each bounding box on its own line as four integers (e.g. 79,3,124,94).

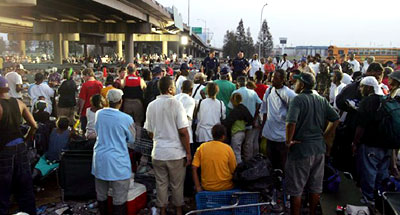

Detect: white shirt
196,98,226,142
5,71,23,98
144,95,189,160
192,83,205,101
348,59,361,72
260,86,296,142
329,82,347,108
85,108,97,139
361,61,369,74
249,59,262,78
29,83,55,114
175,93,196,143
278,59,293,71
309,62,320,75
175,75,187,95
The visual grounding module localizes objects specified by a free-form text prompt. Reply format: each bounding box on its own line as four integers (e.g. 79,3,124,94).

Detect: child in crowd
32,117,70,181
222,93,253,164
85,94,106,140
33,96,50,123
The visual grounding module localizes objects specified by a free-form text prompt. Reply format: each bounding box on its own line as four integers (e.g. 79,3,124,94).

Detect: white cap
341,73,353,85
360,76,384,96
107,89,124,103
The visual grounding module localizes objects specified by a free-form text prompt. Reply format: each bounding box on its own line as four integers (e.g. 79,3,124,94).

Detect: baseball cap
360,76,384,96
107,89,124,103
0,76,8,88
389,71,400,83
152,66,162,74
293,72,315,87
180,63,189,71
220,67,231,75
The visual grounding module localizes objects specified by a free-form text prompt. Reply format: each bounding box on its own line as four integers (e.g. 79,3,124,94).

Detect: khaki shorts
285,154,325,196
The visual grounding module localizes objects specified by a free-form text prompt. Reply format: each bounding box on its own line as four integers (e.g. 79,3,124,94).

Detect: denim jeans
357,144,391,201
0,143,36,215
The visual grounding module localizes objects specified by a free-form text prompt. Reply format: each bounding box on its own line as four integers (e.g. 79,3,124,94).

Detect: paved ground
9,171,365,215
321,172,364,215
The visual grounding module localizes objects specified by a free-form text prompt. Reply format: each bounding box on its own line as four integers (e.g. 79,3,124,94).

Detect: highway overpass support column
20,40,26,57
63,40,69,60
162,40,168,56
125,33,134,63
53,33,62,64
117,40,123,59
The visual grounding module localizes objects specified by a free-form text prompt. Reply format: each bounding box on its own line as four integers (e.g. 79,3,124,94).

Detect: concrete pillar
117,40,123,58
83,44,88,57
176,42,180,58
125,33,134,63
20,40,26,57
162,41,168,56
53,34,62,64
63,40,69,59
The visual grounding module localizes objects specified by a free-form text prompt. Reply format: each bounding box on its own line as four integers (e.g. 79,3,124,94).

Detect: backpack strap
192,84,202,98
219,100,223,122
274,88,288,108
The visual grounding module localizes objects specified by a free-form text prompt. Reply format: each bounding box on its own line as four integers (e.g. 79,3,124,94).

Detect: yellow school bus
328,45,400,64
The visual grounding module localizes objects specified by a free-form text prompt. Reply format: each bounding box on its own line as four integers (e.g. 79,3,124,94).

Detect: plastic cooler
108,177,147,215
195,189,260,215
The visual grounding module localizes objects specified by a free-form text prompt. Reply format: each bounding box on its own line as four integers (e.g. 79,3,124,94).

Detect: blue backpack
376,96,400,149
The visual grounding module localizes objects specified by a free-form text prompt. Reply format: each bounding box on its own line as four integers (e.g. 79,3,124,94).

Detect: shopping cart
185,190,272,215
132,126,153,157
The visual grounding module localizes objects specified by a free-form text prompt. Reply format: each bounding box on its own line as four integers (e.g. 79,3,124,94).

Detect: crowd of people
0,49,400,215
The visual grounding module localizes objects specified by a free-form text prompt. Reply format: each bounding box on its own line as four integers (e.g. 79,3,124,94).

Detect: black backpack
376,96,400,149
144,78,160,107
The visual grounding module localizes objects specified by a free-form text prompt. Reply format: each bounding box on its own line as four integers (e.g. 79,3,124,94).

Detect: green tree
244,27,255,57
235,19,246,53
222,30,237,58
37,41,53,55
7,41,20,53
255,19,274,58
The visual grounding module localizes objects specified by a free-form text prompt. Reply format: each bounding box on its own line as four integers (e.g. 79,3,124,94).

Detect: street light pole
259,2,268,58
188,0,190,27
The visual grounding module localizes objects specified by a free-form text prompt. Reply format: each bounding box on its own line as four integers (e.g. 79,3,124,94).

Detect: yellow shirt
192,141,237,191
101,85,115,99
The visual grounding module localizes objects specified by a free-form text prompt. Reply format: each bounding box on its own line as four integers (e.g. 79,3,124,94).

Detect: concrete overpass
0,0,181,63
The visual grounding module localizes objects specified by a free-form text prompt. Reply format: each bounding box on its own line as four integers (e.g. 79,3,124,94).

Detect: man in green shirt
214,67,236,114
285,72,340,215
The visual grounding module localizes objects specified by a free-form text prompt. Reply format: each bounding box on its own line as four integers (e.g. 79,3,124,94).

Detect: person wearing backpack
260,69,296,171
143,66,164,110
352,76,393,206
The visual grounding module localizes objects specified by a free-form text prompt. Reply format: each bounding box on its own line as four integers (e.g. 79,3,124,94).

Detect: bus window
338,50,344,55
375,49,380,56
359,49,364,55
381,50,387,55
369,50,374,55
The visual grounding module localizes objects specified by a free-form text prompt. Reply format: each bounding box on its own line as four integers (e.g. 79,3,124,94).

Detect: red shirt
79,80,103,116
264,63,275,74
255,83,268,100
